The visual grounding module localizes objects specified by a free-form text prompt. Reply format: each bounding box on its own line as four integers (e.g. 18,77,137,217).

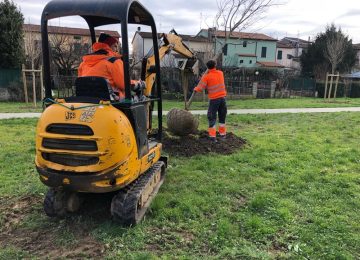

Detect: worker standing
78,33,126,99
193,60,227,142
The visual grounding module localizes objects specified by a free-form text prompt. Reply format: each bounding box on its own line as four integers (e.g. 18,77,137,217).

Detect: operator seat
75,76,112,100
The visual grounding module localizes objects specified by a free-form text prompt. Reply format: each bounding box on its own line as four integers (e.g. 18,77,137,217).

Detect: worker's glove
133,80,146,95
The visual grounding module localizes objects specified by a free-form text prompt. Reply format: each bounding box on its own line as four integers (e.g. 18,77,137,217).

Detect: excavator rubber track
111,161,165,225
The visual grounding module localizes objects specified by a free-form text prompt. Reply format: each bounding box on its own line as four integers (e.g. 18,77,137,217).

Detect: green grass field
1,97,360,113
160,97,360,111
0,112,359,259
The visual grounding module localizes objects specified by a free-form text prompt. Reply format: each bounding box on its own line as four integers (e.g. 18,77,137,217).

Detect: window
178,60,185,69
277,50,283,60
74,35,82,40
261,47,267,58
243,41,247,47
249,60,252,64
223,44,228,55
239,60,244,64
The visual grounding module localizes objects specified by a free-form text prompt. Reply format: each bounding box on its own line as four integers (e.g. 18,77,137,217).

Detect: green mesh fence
288,78,316,91
0,69,21,88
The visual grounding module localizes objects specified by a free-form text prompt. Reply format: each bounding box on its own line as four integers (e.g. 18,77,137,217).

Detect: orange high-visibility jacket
194,68,227,100
78,42,125,98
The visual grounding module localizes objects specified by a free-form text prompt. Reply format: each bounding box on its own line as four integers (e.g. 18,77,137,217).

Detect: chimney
137,27,141,32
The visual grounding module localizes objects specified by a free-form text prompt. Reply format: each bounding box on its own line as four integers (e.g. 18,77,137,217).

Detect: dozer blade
111,161,165,225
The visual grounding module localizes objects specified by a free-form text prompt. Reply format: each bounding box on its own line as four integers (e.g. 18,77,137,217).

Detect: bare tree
49,33,86,75
201,0,279,65
24,24,42,69
214,0,277,42
325,32,346,74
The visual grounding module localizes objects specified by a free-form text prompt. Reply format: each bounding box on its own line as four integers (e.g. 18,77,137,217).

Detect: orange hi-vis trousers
208,127,216,138
207,97,227,138
219,124,226,136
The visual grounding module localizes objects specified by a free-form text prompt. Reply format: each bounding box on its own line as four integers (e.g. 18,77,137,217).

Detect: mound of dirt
162,130,247,157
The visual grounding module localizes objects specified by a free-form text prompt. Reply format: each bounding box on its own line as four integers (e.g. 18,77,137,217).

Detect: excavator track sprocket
111,161,165,225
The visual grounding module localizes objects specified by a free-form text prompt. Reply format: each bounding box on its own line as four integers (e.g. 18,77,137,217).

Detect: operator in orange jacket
78,33,144,100
193,60,227,141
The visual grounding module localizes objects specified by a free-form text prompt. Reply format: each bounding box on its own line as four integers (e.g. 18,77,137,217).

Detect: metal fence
256,80,273,99
51,75,77,98
287,77,316,97
0,67,325,101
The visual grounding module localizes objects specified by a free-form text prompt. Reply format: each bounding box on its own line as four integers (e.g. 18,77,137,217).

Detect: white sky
14,0,360,44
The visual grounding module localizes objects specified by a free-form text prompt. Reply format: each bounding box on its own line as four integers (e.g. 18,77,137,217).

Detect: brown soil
0,195,107,259
162,130,247,157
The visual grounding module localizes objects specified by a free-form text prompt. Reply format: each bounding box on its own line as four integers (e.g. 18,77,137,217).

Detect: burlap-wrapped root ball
166,108,199,136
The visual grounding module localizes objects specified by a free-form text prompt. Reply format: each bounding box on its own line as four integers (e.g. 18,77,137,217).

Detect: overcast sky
14,0,360,44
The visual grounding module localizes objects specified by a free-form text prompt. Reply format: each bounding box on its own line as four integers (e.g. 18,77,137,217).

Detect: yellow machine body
35,102,162,193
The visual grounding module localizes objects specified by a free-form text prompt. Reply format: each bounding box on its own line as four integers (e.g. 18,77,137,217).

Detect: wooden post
328,74,334,100
333,72,340,100
32,60,37,107
22,64,28,103
181,70,189,108
40,65,44,100
324,72,329,101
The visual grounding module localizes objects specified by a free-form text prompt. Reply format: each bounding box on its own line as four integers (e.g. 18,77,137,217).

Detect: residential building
276,37,310,71
131,30,212,68
23,23,120,76
23,23,120,58
197,29,283,69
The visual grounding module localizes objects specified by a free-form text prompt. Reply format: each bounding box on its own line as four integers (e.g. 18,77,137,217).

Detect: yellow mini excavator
36,0,197,225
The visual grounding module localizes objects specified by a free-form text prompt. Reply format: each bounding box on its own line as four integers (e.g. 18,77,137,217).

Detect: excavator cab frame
37,0,170,225
41,0,164,140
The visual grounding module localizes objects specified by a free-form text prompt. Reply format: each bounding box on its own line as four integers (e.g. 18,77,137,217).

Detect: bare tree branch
49,31,85,75
214,0,278,42
325,33,346,74
24,21,42,68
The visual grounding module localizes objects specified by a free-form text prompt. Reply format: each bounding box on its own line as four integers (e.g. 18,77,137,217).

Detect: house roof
23,24,120,38
353,43,360,50
132,31,209,43
238,53,257,57
256,61,284,68
209,30,277,41
277,37,310,49
343,71,360,78
276,42,293,49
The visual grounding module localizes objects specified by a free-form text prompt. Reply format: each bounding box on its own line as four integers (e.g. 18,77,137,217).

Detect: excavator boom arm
142,32,196,96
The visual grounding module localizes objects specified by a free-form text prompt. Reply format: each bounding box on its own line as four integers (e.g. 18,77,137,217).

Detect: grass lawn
0,112,359,258
1,97,360,113
160,97,360,111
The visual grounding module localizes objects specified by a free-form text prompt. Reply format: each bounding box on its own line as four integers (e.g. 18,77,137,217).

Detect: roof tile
23,24,120,38
213,30,277,41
